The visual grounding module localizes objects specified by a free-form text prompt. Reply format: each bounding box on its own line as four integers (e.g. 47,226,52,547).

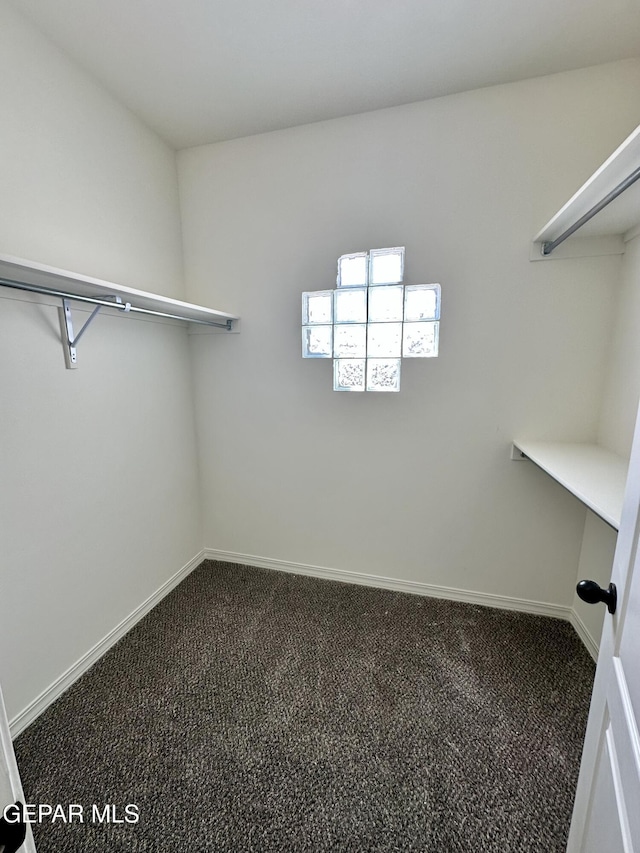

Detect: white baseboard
11,548,593,739
10,550,207,738
569,609,599,662
204,549,573,621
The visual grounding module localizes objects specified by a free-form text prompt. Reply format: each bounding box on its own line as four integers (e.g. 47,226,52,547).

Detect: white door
568,408,640,851
0,684,35,853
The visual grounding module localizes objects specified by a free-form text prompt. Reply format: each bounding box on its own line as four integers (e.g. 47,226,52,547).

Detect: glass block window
334,358,366,392
337,253,368,288
302,247,440,392
302,290,334,325
334,288,368,323
367,358,402,392
369,248,404,285
302,325,333,358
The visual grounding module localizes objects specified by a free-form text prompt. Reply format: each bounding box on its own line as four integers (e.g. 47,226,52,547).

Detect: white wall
0,1,201,722
599,234,640,458
0,0,184,297
572,511,617,653
570,233,640,653
179,60,640,608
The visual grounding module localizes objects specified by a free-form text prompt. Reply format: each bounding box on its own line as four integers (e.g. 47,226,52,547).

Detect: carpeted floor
14,560,595,852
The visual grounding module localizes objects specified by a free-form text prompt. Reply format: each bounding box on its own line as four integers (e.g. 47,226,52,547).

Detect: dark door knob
576,580,617,614
0,802,27,853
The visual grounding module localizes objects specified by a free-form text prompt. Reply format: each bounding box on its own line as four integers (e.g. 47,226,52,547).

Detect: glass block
302,290,334,325
403,321,439,357
367,323,402,357
334,287,367,323
302,325,332,358
366,358,401,392
404,284,440,321
337,252,368,288
369,247,404,285
368,284,404,322
334,324,367,358
334,359,366,392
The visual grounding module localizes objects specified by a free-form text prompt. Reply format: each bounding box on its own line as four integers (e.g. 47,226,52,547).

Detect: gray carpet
15,560,594,852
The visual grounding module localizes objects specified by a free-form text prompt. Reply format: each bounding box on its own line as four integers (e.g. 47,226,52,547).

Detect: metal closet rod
542,164,640,255
0,277,233,329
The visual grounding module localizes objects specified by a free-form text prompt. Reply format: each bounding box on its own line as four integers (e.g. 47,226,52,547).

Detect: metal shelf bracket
59,295,130,368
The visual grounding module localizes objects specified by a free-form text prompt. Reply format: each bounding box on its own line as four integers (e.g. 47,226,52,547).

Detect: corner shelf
531,123,640,260
512,441,628,530
0,253,238,327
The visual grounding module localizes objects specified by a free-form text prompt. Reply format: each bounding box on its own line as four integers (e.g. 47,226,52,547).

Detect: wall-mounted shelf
512,440,628,530
0,253,237,327
531,124,640,260
0,253,239,368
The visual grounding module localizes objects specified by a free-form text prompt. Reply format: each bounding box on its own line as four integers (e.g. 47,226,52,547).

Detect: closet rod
542,164,640,255
0,277,233,329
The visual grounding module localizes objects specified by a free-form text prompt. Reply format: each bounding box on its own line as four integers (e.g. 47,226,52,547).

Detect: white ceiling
9,0,640,149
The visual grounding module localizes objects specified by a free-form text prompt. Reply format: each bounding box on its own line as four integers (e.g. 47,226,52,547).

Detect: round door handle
576,579,617,614
0,802,27,853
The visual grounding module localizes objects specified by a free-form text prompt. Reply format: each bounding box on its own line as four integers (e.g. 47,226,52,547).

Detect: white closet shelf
0,253,238,327
532,123,640,259
512,440,628,530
